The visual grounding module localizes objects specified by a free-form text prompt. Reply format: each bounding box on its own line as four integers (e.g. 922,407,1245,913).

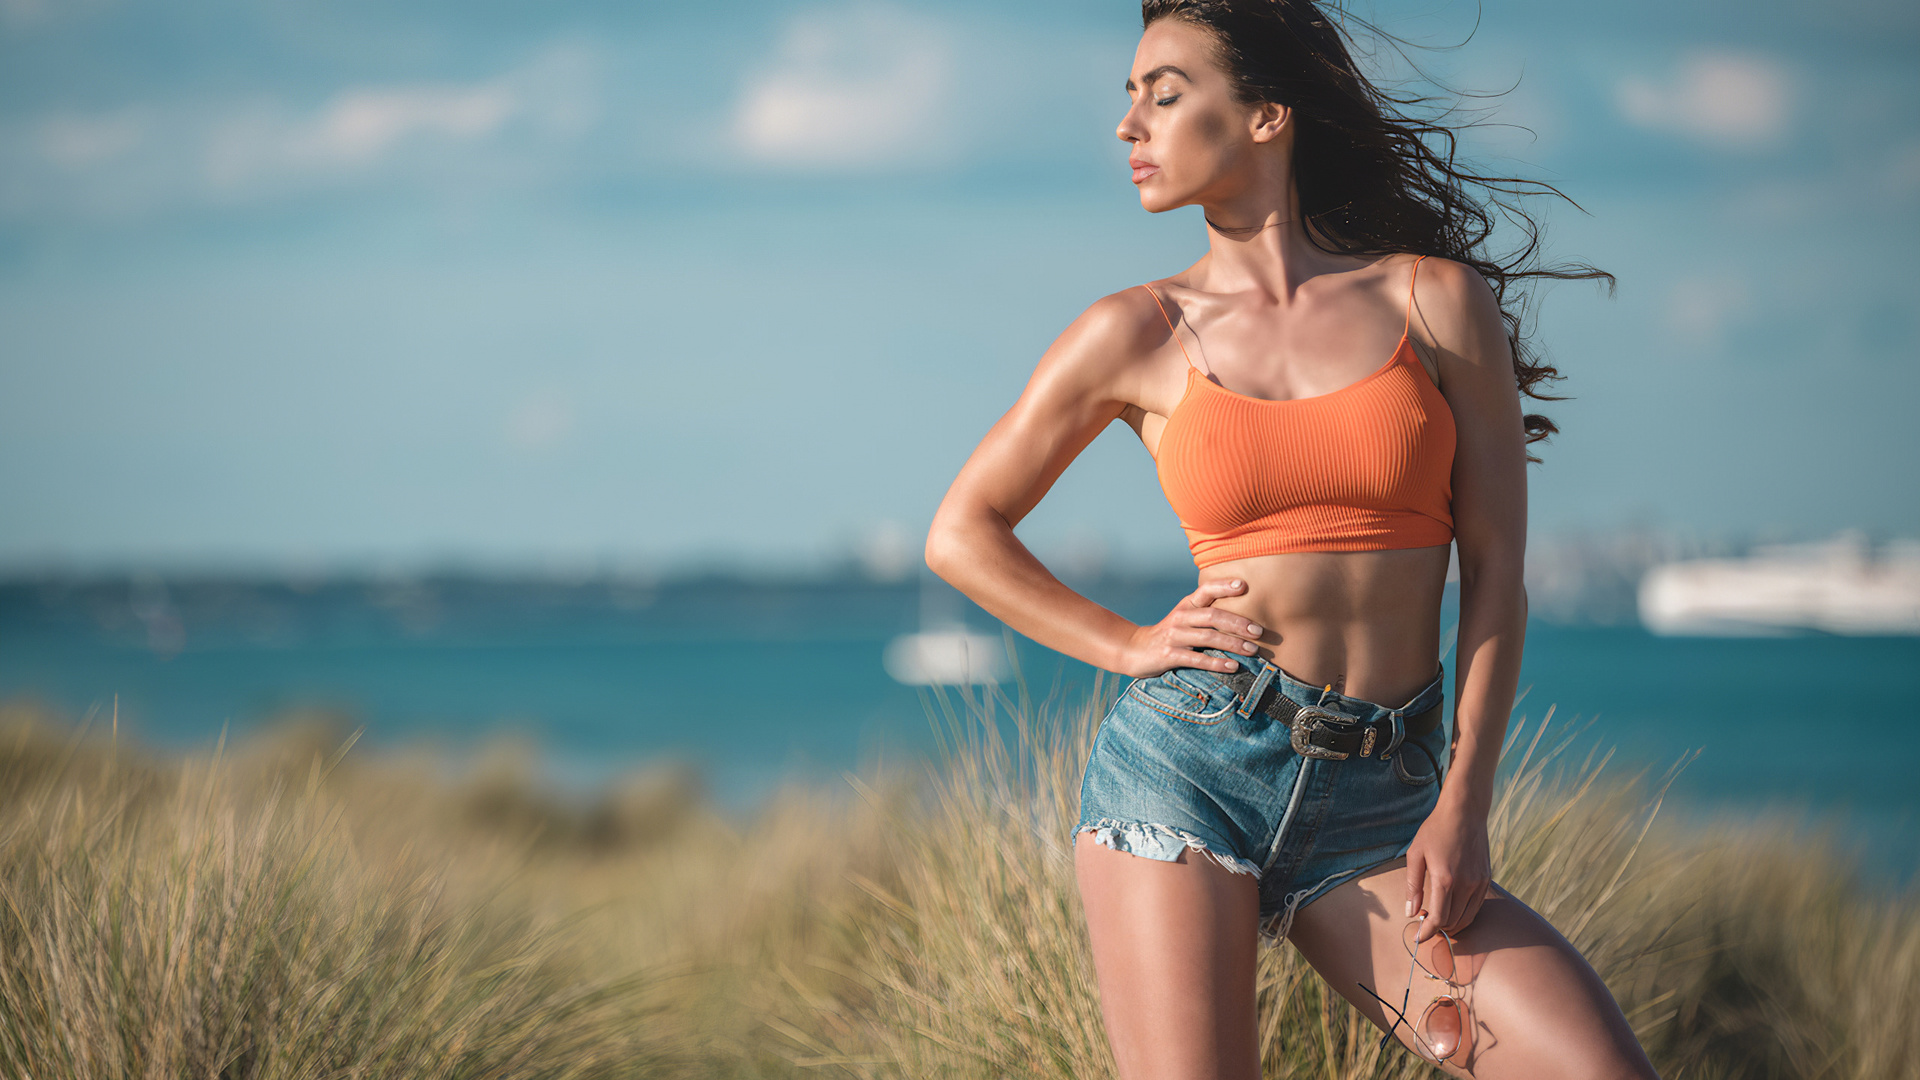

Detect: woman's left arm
1402,257,1531,942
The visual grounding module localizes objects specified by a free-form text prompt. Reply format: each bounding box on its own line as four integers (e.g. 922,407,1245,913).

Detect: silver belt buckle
1289,705,1352,760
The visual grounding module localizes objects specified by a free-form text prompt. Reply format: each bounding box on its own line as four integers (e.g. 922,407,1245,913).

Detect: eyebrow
1124,65,1191,93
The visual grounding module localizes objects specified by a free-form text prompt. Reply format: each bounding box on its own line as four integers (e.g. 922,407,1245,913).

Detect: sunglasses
1357,920,1474,1063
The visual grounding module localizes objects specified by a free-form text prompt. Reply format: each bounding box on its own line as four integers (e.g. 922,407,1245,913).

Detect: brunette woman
925,2,1660,1077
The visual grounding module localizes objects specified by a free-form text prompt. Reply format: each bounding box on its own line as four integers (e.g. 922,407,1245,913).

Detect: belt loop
1382,708,1406,758
1383,661,1440,759
1237,661,1276,719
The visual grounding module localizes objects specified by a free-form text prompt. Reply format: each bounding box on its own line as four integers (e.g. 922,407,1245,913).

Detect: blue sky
1,0,1915,573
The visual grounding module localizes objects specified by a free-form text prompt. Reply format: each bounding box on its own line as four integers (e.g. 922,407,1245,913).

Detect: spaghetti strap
1404,254,1428,338
1140,283,1200,372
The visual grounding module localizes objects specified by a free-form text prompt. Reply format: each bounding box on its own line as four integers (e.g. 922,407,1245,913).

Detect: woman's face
1117,18,1281,213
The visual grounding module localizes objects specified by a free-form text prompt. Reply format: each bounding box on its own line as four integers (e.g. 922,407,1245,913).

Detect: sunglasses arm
1355,981,1413,1052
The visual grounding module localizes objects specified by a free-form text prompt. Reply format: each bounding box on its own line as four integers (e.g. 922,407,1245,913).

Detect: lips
1130,159,1159,184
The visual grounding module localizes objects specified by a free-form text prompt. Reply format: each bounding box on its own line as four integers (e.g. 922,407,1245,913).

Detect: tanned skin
924,17,1660,1080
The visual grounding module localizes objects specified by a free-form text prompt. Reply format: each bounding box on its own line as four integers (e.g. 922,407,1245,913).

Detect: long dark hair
1142,0,1611,450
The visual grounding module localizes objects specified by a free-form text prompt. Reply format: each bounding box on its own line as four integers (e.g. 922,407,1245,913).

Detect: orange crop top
1144,254,1456,568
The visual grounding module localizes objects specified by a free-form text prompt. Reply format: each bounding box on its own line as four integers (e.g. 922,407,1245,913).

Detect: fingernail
1405,901,1414,918
1243,642,1257,653
1247,624,1263,636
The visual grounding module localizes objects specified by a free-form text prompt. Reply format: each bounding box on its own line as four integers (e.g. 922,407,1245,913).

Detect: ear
1248,101,1290,144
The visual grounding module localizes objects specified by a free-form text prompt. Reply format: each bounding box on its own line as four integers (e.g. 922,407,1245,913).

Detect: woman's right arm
923,292,1263,678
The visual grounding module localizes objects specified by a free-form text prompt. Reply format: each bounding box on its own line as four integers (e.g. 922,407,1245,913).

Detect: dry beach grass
0,689,1913,1079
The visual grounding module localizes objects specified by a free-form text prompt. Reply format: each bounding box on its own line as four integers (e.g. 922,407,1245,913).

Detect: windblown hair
1142,0,1612,450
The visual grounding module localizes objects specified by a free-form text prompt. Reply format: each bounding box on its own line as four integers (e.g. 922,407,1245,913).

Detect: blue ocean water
2,574,1915,883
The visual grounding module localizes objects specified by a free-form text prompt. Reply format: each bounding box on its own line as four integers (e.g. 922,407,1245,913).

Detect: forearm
925,505,1142,674
1441,565,1527,818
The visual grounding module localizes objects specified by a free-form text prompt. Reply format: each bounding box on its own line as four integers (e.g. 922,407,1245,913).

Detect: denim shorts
1075,648,1448,942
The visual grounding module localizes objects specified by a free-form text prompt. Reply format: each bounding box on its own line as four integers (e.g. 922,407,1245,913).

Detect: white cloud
505,393,575,451
210,44,595,188
1664,275,1751,349
1616,50,1794,149
731,4,955,170
37,109,146,167
206,81,519,190
300,85,517,166
1,42,600,218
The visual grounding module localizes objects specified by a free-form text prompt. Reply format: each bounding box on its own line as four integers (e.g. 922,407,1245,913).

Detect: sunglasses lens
1427,933,1456,981
1423,998,1465,1060
1403,921,1457,981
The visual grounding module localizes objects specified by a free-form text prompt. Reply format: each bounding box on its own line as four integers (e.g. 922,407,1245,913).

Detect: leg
1287,857,1659,1080
1074,830,1262,1080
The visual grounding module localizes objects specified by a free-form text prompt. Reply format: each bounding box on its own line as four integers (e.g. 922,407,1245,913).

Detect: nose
1116,99,1145,144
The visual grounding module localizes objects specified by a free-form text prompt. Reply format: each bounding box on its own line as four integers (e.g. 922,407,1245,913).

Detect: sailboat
882,573,1010,685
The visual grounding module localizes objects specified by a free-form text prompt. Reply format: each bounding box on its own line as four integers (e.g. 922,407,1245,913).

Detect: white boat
882,629,1010,685
1638,534,1920,636
883,573,1011,685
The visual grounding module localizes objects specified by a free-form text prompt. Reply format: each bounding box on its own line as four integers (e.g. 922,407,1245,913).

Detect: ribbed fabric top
1145,255,1456,568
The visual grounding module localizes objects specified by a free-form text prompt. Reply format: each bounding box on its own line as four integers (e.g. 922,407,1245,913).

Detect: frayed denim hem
1258,843,1417,946
1259,865,1369,946
1074,818,1263,879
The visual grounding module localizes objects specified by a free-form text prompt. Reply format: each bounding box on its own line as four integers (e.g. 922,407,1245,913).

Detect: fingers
1172,584,1265,654
1168,626,1259,656
1148,635,1243,673
1449,880,1491,934
1182,577,1249,608
1423,881,1486,939
1173,604,1264,642
1404,850,1426,921
1420,868,1454,943
1151,581,1264,677
1164,647,1236,673
1156,646,1240,673
1130,579,1265,674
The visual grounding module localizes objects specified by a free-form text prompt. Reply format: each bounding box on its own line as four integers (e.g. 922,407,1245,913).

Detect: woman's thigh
1287,858,1659,1080
1074,832,1262,1080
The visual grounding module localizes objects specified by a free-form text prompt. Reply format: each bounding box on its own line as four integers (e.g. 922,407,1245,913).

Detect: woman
924,2,1659,1077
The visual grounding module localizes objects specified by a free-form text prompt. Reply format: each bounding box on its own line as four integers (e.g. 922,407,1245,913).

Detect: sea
2,572,1916,886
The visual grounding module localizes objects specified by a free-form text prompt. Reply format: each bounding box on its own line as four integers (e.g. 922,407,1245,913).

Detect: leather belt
1221,666,1442,761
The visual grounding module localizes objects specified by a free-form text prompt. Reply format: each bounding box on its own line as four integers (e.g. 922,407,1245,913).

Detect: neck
1195,166,1340,299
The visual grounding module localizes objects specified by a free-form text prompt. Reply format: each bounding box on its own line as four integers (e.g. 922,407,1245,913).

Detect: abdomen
1202,545,1451,707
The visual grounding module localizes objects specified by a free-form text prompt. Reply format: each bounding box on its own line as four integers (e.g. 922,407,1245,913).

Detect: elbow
923,512,964,585
926,495,1012,587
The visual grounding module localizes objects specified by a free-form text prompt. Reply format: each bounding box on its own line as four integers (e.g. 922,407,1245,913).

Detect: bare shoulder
1405,254,1509,372
1025,282,1182,398
1054,283,1178,365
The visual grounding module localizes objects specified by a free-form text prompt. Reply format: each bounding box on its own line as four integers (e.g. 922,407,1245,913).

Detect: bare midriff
1200,544,1451,708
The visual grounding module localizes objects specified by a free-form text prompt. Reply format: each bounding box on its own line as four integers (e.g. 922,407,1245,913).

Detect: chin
1137,190,1184,214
